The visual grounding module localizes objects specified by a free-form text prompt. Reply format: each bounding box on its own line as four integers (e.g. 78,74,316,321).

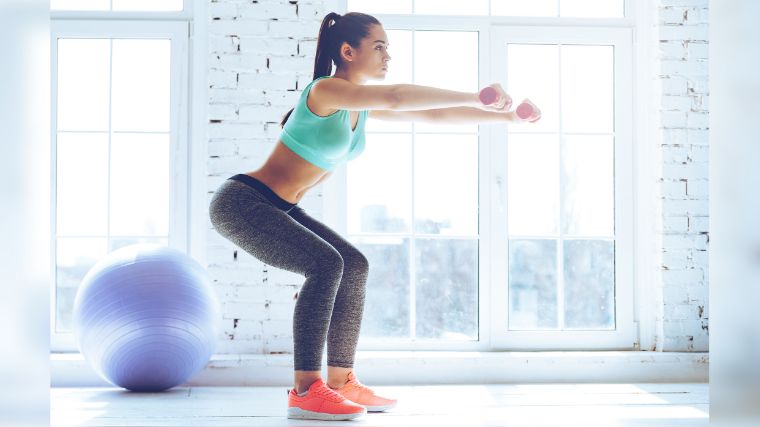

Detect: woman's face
343,24,391,80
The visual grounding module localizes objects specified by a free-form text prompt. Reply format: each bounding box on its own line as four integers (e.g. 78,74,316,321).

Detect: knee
343,248,369,276
306,246,344,280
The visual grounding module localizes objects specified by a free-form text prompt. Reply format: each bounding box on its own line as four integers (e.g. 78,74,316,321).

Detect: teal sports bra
278,76,368,171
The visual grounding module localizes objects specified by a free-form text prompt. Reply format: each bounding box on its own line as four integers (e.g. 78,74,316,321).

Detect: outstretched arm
314,79,512,112
369,107,521,124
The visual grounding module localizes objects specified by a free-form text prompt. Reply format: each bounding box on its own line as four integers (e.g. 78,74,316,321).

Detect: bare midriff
245,105,360,205
245,140,332,205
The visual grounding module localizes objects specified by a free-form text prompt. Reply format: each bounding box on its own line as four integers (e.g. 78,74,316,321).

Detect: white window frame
489,25,634,350
50,7,197,352
326,2,637,351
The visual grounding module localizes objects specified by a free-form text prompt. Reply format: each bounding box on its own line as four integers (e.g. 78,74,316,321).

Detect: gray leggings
208,174,368,371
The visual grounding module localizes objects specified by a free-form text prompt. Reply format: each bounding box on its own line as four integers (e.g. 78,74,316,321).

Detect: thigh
287,205,365,262
211,184,342,276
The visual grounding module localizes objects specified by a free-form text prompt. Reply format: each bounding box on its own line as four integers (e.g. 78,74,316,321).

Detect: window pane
507,44,559,133
347,134,412,234
112,0,184,11
415,0,488,15
560,0,624,18
563,239,615,329
353,236,410,338
366,30,412,133
56,237,108,332
507,134,559,236
492,0,558,17
109,237,168,252
346,0,412,14
416,238,478,339
414,134,478,236
111,39,171,132
109,133,170,236
50,0,109,11
508,239,558,330
56,132,109,236
415,30,478,134
56,39,110,131
561,45,613,133
562,135,614,236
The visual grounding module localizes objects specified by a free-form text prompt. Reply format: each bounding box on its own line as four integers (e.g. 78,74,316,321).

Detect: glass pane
366,30,412,133
347,134,412,234
415,238,478,339
346,0,412,14
492,0,558,17
111,39,171,132
508,239,558,330
414,134,478,236
415,0,488,15
562,135,614,236
415,31,478,134
56,237,108,332
112,0,184,11
507,44,559,133
561,45,613,133
50,0,109,11
563,239,615,329
56,39,110,131
109,237,168,252
560,0,624,18
56,132,109,236
353,236,410,338
507,134,559,236
109,133,170,236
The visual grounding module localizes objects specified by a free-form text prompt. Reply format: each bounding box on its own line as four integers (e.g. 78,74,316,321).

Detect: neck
332,68,365,85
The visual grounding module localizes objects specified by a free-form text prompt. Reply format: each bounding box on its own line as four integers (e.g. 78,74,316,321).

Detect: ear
339,42,354,63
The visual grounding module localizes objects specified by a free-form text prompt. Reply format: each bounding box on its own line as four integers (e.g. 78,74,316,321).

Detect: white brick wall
656,0,709,351
206,0,328,354
204,0,711,355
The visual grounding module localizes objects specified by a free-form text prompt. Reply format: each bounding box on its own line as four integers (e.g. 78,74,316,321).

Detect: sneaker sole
365,402,397,412
287,406,367,421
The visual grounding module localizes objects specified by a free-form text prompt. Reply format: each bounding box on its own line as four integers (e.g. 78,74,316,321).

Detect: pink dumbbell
479,86,515,111
515,100,540,122
479,86,499,105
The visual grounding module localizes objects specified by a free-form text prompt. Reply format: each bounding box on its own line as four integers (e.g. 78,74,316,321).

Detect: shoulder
311,76,358,94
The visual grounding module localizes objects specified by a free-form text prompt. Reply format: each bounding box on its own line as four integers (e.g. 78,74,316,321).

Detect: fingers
479,84,512,111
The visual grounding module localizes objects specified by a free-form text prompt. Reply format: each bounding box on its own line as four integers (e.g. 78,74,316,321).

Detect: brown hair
280,11,381,128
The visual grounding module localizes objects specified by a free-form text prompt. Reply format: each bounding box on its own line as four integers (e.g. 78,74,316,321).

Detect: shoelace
341,378,377,398
312,383,347,403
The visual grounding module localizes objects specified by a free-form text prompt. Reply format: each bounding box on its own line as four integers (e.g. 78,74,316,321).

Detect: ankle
294,377,320,394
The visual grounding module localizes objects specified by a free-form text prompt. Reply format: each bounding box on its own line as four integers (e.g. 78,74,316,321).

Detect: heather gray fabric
208,174,368,371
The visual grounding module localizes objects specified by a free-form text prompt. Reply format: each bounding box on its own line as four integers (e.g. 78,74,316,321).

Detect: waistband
227,174,297,211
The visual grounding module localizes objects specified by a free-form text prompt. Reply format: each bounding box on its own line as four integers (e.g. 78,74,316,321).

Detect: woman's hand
477,83,513,112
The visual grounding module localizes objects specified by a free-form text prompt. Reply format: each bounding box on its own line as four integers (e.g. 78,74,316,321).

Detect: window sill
51,350,708,387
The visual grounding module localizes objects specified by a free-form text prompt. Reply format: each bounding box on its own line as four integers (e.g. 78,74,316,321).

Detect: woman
209,11,540,421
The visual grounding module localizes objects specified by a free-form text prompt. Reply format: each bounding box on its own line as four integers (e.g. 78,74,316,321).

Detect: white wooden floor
51,383,708,427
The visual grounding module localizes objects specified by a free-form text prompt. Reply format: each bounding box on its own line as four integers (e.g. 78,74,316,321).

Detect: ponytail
280,11,380,128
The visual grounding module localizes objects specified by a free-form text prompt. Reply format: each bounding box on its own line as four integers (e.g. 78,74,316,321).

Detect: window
51,4,192,352
349,30,480,343
347,0,624,17
328,1,634,350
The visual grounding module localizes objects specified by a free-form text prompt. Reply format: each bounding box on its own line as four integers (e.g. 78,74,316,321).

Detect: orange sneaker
329,371,398,412
287,378,367,421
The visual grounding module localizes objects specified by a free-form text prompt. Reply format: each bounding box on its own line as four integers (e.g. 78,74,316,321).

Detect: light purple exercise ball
72,244,221,392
